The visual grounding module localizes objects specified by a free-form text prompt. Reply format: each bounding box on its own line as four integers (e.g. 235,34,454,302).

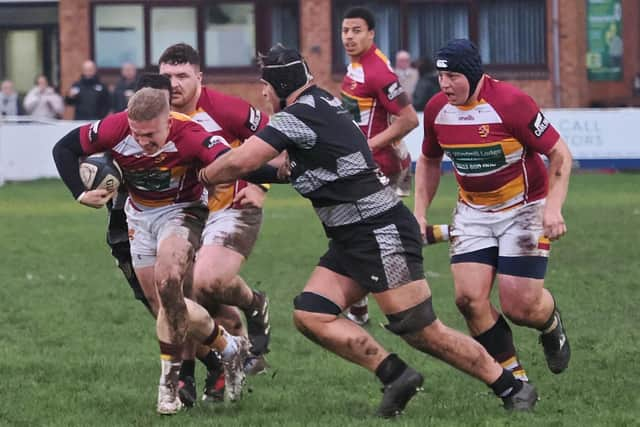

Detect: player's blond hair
127,87,169,122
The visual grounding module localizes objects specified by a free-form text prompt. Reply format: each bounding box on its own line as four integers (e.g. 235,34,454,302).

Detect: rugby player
199,44,538,417
340,7,419,325
157,43,273,403
414,39,572,385
52,88,251,414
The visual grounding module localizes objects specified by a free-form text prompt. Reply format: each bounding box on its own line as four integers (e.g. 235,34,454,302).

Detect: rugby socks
539,302,559,334
489,369,523,398
474,315,528,381
203,323,238,361
159,341,183,363
179,359,195,380
348,296,369,322
198,350,223,372
424,224,450,245
159,341,182,386
375,353,408,385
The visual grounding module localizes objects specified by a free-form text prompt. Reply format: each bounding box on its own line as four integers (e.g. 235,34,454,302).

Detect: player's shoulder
482,76,532,108
362,47,396,81
200,86,251,112
424,92,448,120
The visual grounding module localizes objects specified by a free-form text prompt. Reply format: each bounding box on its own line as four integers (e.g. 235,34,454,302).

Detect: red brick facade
57,0,640,118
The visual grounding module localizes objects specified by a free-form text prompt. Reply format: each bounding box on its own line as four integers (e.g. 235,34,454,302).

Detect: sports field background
1,173,639,426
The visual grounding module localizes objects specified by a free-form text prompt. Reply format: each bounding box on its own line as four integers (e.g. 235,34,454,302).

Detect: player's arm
413,102,444,239
200,135,280,187
367,72,419,151
544,137,572,240
51,127,113,208
368,104,419,151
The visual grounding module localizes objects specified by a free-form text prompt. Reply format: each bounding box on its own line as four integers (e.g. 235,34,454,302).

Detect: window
205,3,255,67
151,7,198,66
94,5,144,68
332,0,547,74
91,1,299,72
271,2,300,50
478,0,546,65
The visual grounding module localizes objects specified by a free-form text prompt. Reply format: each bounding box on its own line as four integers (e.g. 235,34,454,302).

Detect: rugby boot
222,336,251,402
540,307,571,374
177,375,196,408
202,366,225,403
157,360,183,415
502,381,538,411
347,296,369,326
376,367,424,418
245,290,271,355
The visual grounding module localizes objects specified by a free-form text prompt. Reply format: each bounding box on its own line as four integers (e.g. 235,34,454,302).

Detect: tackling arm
200,135,281,187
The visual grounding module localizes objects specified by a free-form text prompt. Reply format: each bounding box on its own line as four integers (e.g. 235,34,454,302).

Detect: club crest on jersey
383,81,404,101
88,120,101,143
529,111,550,137
203,135,230,149
246,106,262,132
478,124,490,138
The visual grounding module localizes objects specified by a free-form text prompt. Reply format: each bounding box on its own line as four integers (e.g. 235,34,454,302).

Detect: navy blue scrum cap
435,39,484,101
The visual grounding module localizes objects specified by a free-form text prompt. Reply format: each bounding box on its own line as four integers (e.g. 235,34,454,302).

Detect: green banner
586,0,623,81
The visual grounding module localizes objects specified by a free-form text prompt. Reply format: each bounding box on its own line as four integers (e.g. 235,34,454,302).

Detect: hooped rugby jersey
422,76,560,212
341,44,411,177
188,87,268,211
79,111,230,208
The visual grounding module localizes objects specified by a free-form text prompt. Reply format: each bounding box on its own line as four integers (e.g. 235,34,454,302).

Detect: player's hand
543,206,567,241
277,154,291,182
77,189,115,208
413,213,428,241
233,184,266,209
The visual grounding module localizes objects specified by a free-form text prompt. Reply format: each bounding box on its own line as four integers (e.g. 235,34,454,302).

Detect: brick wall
59,0,90,119
56,0,639,111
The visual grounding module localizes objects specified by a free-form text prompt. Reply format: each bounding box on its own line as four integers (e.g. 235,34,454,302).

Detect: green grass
1,174,639,426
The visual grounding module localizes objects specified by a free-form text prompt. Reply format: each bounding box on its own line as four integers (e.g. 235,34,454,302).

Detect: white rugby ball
79,152,122,192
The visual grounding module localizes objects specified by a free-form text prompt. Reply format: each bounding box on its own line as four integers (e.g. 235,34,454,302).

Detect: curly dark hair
158,43,201,67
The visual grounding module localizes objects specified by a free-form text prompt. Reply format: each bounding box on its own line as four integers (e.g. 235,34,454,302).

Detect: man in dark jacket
65,60,110,120
112,62,137,112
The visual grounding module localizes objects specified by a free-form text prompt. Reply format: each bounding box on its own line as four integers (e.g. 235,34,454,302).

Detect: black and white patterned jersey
256,85,399,235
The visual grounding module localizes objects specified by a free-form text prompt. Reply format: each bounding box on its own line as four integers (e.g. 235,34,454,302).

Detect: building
1,0,638,116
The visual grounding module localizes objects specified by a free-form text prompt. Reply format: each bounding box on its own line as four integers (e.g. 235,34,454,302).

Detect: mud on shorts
449,200,551,278
125,199,208,268
318,203,424,293
200,207,263,259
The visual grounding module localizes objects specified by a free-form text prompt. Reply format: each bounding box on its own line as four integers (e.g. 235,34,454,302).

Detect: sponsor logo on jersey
529,111,550,137
478,124,490,138
88,120,101,143
458,114,475,121
383,81,404,101
203,135,230,149
246,106,262,132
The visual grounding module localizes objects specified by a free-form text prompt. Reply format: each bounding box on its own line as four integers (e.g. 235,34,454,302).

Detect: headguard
261,44,313,109
435,39,484,102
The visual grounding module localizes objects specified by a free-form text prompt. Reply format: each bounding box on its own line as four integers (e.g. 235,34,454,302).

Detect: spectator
23,75,64,119
412,57,440,111
394,50,419,99
1,79,20,117
65,60,110,120
112,62,138,112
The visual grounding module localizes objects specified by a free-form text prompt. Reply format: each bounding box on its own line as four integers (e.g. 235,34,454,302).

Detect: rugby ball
79,152,122,191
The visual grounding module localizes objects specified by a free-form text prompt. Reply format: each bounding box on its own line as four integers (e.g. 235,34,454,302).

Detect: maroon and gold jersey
341,44,410,177
188,87,269,211
79,111,230,208
422,76,560,212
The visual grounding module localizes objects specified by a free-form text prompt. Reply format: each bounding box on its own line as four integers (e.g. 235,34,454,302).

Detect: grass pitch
0,174,639,426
